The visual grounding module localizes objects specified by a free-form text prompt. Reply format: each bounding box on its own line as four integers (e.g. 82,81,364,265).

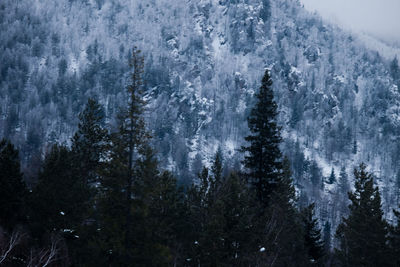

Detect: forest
1,49,399,266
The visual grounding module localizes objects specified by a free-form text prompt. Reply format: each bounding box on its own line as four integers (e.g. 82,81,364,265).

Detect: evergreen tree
328,167,336,184
241,70,308,265
241,69,283,205
323,221,331,252
390,56,399,84
302,203,324,264
0,139,27,229
335,163,390,266
71,97,108,185
30,145,89,238
96,47,173,265
210,146,223,191
187,162,256,266
338,166,349,195
69,98,109,266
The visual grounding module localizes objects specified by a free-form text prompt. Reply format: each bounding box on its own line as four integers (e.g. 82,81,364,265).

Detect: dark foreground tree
29,145,89,239
241,69,283,205
241,71,308,266
302,203,324,264
336,163,390,266
0,139,27,229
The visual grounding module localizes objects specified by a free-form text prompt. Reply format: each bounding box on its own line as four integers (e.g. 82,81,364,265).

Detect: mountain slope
1,0,400,228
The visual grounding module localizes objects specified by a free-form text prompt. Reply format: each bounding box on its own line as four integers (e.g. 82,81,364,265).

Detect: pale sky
300,0,400,45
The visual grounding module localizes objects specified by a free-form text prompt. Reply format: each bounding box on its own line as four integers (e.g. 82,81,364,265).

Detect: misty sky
300,0,400,45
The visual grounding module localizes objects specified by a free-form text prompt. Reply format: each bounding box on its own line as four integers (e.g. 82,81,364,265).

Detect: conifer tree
328,167,336,184
336,163,390,266
0,139,27,229
187,154,256,266
71,97,108,185
30,145,88,238
338,166,349,195
241,69,282,205
69,98,109,265
96,47,170,264
302,203,325,264
323,221,331,252
241,71,308,265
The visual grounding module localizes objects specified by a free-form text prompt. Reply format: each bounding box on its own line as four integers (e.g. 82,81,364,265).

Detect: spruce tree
96,47,171,264
338,166,349,195
241,71,308,265
302,203,325,264
0,139,27,229
328,167,336,184
30,145,89,238
336,163,390,266
241,69,282,205
71,97,108,185
187,154,256,266
69,98,109,266
323,221,331,252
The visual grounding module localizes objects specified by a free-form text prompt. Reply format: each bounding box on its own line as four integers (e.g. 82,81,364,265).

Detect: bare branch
0,229,24,264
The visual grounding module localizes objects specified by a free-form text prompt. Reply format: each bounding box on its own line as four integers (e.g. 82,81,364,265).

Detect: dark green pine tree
338,166,349,195
71,97,108,185
390,56,399,84
210,146,223,192
335,163,391,266
242,70,308,265
323,221,331,253
302,203,325,265
69,98,109,266
241,69,283,205
0,139,27,229
186,151,256,266
29,145,89,238
96,47,171,265
328,167,336,184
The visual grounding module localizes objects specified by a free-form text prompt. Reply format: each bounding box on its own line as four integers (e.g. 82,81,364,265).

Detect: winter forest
1,0,400,266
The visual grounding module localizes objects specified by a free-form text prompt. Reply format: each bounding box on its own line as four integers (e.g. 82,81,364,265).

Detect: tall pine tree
241,70,308,266
241,69,283,205
336,163,390,266
96,47,172,265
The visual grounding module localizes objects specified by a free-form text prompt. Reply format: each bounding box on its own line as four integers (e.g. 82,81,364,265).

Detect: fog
300,0,400,45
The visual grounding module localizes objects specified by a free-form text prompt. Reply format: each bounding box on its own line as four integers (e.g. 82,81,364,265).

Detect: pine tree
0,139,27,229
328,167,336,184
69,98,109,266
338,166,349,195
30,145,89,238
335,163,390,266
241,69,283,205
302,203,324,264
390,56,399,84
96,47,172,265
323,221,331,252
71,97,108,185
211,146,223,190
